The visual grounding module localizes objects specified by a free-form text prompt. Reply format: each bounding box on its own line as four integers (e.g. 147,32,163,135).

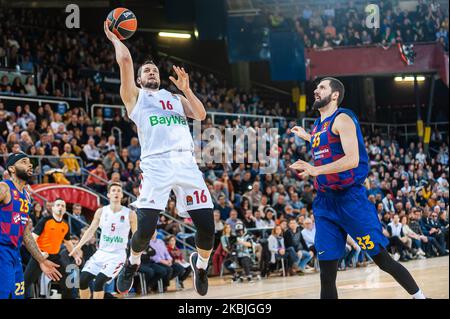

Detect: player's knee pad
131,208,160,253
79,272,95,290
188,208,215,251
93,273,111,292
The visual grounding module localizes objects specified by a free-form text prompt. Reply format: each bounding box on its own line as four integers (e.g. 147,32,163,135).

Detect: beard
15,167,31,183
141,79,160,90
313,93,332,109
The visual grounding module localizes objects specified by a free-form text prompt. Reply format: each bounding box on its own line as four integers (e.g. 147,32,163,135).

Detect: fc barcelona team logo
186,195,193,206
13,190,19,200
323,122,329,130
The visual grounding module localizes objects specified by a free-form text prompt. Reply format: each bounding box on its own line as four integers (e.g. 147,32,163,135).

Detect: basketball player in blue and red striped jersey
0,152,61,299
290,78,426,299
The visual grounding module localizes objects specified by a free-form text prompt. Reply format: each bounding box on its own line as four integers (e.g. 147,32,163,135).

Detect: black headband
6,152,29,169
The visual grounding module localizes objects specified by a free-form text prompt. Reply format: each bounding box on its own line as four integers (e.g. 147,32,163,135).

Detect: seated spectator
61,143,81,184
244,181,262,208
212,223,236,277
284,219,313,273
420,208,448,256
69,204,87,238
83,137,101,163
86,163,108,195
225,209,242,234
215,194,232,221
102,149,119,172
138,243,161,292
301,218,316,253
127,137,141,163
264,208,276,228
387,215,413,261
401,215,427,259
438,210,449,248
268,225,295,275
232,222,257,282
213,210,224,249
166,235,191,289
149,232,180,291
242,209,256,229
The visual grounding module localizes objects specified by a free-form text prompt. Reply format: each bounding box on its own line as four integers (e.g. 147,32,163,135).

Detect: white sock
129,252,142,266
412,289,426,299
196,254,209,270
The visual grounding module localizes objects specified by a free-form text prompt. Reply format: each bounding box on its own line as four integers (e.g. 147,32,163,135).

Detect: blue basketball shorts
0,244,25,299
313,185,389,261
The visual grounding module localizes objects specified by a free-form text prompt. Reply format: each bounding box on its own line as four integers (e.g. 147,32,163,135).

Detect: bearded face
9,158,33,183
138,64,160,90
312,92,333,109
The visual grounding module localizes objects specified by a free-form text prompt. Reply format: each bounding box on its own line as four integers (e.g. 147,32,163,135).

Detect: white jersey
129,89,194,160
98,205,131,253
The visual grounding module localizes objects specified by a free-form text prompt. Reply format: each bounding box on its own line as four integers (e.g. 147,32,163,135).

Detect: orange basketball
106,8,137,40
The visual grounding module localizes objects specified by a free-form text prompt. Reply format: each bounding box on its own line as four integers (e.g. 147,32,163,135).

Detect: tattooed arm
23,218,62,280
0,182,11,205
23,220,46,264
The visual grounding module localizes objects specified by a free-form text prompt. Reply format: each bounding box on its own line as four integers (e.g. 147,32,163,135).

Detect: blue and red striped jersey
310,108,369,192
0,180,31,248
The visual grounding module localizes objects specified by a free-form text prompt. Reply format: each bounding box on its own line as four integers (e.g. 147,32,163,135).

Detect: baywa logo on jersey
149,115,188,127
103,235,124,244
186,195,193,206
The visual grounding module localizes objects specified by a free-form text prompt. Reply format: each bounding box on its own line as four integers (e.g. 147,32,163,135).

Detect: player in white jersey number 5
70,183,137,299
104,21,215,296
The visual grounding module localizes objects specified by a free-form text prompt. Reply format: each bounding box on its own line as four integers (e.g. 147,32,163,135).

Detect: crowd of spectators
0,8,296,118
267,0,449,51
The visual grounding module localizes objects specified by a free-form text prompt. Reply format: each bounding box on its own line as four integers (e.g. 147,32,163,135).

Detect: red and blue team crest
12,190,19,200
322,121,329,131
186,195,193,206
120,215,125,223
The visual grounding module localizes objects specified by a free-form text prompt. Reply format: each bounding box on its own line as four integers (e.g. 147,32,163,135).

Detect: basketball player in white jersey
104,21,215,296
70,183,137,299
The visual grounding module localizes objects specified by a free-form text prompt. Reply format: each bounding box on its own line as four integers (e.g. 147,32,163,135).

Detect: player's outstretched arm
290,113,359,176
70,207,102,256
292,126,312,142
104,21,139,115
170,65,207,121
23,220,62,281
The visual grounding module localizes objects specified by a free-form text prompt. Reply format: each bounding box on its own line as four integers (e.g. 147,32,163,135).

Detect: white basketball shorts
130,151,213,217
82,250,126,279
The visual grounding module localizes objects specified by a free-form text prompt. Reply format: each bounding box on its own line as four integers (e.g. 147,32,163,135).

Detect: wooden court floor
137,256,448,299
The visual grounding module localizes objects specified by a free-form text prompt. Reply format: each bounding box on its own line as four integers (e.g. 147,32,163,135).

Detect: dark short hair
137,60,157,78
107,182,122,193
321,77,345,106
53,198,65,204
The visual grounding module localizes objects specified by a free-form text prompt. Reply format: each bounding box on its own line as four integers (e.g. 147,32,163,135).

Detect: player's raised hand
291,126,310,141
39,259,62,281
290,160,319,177
104,20,119,42
169,65,190,92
